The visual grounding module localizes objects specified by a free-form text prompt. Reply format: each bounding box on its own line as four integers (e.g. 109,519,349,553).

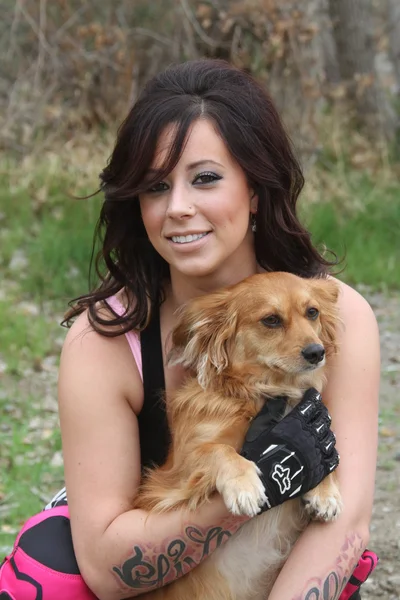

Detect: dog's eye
261,315,282,328
306,307,319,320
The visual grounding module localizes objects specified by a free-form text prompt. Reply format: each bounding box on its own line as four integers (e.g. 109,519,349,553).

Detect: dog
132,271,342,599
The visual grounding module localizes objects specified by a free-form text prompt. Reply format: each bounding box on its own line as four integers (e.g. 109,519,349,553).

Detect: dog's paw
302,491,343,522
217,462,267,517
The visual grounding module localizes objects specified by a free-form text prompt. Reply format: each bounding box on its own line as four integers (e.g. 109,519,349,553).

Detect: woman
0,59,379,600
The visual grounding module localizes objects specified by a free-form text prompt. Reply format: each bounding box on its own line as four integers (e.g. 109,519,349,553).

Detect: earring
251,213,257,233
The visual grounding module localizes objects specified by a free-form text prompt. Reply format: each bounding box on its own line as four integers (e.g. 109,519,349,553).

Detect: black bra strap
138,304,171,469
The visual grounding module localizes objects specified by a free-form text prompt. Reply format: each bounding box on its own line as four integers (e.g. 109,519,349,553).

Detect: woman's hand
240,388,339,511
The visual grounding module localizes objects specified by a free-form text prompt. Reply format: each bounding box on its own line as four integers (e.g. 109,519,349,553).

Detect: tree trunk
319,0,340,84
265,0,329,161
328,0,394,139
387,0,400,94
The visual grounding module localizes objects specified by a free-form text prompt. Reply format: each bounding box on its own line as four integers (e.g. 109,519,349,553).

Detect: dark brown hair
64,59,336,334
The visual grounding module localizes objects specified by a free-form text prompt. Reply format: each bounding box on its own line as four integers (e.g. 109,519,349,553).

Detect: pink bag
339,549,378,599
0,505,97,600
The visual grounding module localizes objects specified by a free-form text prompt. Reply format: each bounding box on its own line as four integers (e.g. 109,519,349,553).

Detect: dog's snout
301,343,325,365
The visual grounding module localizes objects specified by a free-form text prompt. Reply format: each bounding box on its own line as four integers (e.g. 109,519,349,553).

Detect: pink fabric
106,295,142,380
0,506,97,600
339,549,378,599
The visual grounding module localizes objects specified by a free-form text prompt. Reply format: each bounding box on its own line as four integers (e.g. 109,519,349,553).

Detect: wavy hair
64,59,337,334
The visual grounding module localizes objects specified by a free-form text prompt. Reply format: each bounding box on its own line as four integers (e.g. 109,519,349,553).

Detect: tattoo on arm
113,526,365,599
113,518,238,593
293,533,364,600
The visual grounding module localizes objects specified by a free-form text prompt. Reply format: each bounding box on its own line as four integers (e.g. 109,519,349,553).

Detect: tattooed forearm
293,533,364,600
300,572,344,600
112,518,239,593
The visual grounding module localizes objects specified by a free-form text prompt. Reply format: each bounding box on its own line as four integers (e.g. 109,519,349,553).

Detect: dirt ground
360,291,400,600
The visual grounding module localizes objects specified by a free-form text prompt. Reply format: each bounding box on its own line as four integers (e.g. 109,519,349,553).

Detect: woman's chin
168,256,220,279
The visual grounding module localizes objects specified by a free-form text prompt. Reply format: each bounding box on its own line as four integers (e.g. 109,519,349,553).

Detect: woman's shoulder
66,288,136,333
61,301,144,415
333,278,378,327
63,287,141,342
328,278,379,351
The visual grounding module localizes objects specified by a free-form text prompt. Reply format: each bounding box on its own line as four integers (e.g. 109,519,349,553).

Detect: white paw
302,492,343,522
217,462,267,517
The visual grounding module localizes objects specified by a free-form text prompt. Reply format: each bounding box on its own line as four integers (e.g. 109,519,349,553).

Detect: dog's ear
310,277,340,355
167,289,238,389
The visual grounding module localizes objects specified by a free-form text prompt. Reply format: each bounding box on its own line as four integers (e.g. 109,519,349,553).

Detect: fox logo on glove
271,464,292,495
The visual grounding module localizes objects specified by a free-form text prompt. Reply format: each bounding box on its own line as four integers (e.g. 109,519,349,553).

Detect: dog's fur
132,272,342,599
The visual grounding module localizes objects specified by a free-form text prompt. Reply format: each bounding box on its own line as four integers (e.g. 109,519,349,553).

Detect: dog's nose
301,343,325,365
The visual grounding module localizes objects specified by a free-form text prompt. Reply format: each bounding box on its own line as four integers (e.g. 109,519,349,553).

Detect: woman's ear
250,189,258,213
167,290,238,389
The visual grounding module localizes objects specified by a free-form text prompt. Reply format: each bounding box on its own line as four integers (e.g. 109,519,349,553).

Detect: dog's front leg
186,443,267,517
302,472,342,521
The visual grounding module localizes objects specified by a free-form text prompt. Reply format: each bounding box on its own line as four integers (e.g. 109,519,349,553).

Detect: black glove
240,388,339,512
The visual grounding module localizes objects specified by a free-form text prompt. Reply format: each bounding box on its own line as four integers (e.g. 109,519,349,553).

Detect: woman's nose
166,185,195,219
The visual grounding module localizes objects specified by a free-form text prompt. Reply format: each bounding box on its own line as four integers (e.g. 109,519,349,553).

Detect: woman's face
139,118,258,283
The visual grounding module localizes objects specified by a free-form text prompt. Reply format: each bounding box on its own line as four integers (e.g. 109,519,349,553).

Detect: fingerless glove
241,388,339,511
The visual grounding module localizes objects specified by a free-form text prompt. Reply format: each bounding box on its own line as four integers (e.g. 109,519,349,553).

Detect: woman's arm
267,282,380,599
58,312,248,600
98,497,244,600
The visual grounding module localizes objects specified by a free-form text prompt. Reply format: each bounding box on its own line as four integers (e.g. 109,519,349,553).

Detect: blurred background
0,2,399,597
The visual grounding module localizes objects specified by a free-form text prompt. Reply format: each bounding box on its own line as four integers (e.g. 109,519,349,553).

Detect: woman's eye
306,307,319,320
193,172,222,185
261,315,282,328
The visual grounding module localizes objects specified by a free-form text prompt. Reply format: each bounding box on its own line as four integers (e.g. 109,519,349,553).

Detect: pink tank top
106,295,142,381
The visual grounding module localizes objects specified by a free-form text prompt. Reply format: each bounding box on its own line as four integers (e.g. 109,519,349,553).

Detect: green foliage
303,178,400,290
0,303,55,374
0,175,101,306
0,384,64,552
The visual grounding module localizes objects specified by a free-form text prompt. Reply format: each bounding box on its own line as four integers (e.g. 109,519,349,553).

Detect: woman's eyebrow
186,160,224,170
146,159,224,176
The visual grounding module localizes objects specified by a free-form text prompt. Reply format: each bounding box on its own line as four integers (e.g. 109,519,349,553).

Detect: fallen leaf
379,426,396,438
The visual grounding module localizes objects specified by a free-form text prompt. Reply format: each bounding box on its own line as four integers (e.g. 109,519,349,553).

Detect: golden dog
133,271,342,599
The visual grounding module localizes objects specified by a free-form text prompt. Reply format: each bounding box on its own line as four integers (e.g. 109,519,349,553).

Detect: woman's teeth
171,233,208,244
